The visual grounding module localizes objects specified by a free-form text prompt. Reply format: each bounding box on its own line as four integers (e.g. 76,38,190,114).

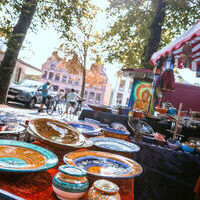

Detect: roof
150,19,200,66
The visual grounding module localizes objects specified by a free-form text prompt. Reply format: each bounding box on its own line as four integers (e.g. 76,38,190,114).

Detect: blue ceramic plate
0,139,58,172
67,121,102,136
64,151,143,179
103,127,130,135
90,137,140,153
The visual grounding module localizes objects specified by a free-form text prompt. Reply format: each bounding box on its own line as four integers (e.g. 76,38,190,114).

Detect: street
0,102,78,123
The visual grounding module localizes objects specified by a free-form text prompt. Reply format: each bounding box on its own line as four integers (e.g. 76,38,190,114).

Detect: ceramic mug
52,165,89,200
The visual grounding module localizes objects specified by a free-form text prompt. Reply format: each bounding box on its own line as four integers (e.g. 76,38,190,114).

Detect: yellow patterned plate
0,139,58,172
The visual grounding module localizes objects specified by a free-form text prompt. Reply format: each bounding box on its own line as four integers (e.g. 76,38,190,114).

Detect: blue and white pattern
90,137,140,153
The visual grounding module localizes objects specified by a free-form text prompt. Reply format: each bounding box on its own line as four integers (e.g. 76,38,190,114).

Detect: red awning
150,20,200,69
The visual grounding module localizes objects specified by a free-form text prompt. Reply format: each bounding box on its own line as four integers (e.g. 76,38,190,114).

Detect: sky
16,0,120,88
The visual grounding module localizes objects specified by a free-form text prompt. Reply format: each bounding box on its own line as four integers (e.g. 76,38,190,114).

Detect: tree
58,4,101,98
0,0,90,104
104,0,200,69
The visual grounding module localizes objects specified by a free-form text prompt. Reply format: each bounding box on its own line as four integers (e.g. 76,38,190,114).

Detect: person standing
38,81,51,113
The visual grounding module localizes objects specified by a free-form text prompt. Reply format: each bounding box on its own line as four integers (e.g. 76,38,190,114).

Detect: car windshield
17,80,41,88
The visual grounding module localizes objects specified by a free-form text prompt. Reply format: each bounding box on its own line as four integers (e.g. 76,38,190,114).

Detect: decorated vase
52,165,89,200
88,179,121,200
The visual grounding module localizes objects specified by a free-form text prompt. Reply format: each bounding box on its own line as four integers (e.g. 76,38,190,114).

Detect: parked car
7,79,57,108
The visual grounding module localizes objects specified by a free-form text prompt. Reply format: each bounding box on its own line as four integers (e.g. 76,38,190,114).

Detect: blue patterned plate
90,137,140,153
67,121,102,136
64,151,143,179
0,139,58,172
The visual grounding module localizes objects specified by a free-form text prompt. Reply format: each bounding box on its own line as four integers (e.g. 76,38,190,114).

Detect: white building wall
111,75,133,107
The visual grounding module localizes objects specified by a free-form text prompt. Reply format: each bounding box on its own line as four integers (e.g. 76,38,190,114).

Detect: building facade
40,52,111,106
0,51,42,84
111,75,133,107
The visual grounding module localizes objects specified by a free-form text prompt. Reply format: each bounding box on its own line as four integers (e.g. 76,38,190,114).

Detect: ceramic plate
64,151,142,179
90,137,140,153
29,118,86,148
27,127,93,148
66,121,102,136
0,139,58,172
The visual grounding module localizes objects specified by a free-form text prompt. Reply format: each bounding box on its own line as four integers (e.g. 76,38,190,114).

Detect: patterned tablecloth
0,141,134,200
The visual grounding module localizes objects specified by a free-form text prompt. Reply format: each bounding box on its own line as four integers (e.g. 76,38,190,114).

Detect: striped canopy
150,20,200,70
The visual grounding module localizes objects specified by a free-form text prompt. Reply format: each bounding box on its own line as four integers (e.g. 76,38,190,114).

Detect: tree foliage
104,0,200,69
58,3,102,97
0,0,91,104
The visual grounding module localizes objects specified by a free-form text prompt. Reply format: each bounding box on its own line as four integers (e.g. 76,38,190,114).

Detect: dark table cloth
79,109,200,200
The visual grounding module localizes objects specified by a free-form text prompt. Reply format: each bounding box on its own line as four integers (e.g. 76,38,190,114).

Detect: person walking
38,81,51,113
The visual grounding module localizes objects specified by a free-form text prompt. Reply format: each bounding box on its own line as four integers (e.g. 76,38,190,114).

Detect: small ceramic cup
52,165,89,200
88,179,121,200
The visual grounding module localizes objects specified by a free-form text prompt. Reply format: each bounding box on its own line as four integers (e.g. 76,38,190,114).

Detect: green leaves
104,0,200,69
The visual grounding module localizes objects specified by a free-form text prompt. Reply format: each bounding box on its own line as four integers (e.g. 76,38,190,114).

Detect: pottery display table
0,141,135,200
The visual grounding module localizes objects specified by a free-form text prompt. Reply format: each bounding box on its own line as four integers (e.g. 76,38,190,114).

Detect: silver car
7,79,56,108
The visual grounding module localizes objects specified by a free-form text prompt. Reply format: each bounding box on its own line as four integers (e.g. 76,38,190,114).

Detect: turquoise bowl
181,144,195,153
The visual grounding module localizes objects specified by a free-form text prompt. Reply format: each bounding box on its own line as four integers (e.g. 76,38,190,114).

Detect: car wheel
28,98,36,108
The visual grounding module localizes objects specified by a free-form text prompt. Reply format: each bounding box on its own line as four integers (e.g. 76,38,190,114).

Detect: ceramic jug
88,179,121,200
52,165,89,200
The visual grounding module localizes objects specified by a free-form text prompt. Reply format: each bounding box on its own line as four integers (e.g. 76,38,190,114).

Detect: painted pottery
88,179,121,200
52,165,89,200
66,121,102,136
154,132,166,145
28,118,87,148
64,151,143,179
167,139,181,150
90,137,140,153
0,139,58,172
102,127,130,140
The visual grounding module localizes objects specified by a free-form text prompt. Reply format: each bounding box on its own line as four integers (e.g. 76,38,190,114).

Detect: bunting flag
150,20,200,70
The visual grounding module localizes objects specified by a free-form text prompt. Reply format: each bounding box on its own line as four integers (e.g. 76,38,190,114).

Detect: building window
119,80,125,91
42,71,47,79
51,64,56,70
84,91,88,99
117,93,123,105
75,78,80,86
48,72,54,80
95,93,101,103
68,77,73,84
53,85,59,91
62,75,67,83
55,73,60,81
89,92,94,102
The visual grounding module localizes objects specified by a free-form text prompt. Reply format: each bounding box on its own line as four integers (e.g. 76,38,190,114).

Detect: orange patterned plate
64,151,143,179
29,118,86,148
0,140,58,172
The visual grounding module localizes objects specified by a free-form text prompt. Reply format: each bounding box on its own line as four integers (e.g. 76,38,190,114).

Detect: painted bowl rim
59,165,86,177
0,139,58,172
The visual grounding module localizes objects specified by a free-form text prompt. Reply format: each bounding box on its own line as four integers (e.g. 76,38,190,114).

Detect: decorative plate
64,151,143,179
90,137,140,153
0,139,58,172
66,121,102,136
27,127,93,148
28,118,86,148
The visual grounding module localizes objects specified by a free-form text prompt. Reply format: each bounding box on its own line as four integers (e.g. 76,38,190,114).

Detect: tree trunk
0,0,38,104
142,0,167,69
81,66,86,99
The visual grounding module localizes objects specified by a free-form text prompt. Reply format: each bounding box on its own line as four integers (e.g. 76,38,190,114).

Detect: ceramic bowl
155,107,168,114
52,165,88,200
102,127,130,140
167,139,181,150
181,143,195,153
154,133,166,145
